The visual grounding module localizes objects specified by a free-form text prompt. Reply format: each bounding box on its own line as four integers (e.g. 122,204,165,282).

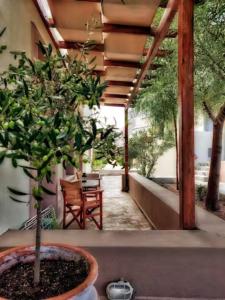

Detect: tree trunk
205,122,223,210
173,112,179,190
34,199,42,286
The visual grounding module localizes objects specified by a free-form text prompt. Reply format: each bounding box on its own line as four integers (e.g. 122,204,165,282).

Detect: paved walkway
68,175,151,230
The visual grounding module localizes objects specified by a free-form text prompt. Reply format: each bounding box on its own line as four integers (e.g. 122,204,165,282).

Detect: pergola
34,0,195,230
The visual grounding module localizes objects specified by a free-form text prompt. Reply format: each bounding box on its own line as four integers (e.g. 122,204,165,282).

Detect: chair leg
100,204,103,230
63,206,66,229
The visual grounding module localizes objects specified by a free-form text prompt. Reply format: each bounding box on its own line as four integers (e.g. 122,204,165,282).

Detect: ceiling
35,0,178,107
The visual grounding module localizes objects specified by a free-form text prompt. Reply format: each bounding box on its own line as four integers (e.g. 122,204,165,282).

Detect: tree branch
202,101,216,122
216,102,225,125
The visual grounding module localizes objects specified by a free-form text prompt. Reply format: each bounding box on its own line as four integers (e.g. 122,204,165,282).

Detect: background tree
129,127,174,178
195,0,225,210
134,40,178,186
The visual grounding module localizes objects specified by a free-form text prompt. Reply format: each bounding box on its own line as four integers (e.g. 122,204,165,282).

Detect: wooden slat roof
34,0,178,107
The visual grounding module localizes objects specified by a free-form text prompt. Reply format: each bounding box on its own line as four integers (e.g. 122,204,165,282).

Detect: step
195,175,208,182
198,162,210,166
200,166,210,171
195,170,208,176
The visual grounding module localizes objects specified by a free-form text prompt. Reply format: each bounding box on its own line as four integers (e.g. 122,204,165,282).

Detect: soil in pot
0,258,89,300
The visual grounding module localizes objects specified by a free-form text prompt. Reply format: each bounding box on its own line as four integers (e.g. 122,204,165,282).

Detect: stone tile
68,176,151,230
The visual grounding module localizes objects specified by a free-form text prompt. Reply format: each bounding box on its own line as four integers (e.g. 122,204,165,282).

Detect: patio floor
68,175,151,230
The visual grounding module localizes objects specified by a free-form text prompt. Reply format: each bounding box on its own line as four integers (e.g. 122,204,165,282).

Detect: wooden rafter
143,48,173,57
103,24,177,38
130,0,178,101
32,0,58,49
107,81,135,87
58,41,104,52
104,60,141,69
103,103,125,107
103,94,128,99
92,70,106,76
77,0,169,8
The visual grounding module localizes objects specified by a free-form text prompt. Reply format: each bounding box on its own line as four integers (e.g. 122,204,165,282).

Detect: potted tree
0,42,120,299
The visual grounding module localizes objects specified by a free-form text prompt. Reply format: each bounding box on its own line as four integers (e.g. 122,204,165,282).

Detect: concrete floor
68,175,151,230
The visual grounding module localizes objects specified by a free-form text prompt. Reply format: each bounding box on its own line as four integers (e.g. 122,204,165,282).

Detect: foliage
135,39,177,137
129,128,174,178
194,1,225,210
0,43,120,198
0,41,121,285
196,184,207,202
195,0,225,115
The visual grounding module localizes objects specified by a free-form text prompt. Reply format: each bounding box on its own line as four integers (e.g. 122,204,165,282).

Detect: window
31,22,44,60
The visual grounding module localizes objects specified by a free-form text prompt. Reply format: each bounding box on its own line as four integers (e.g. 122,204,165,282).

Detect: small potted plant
0,40,121,299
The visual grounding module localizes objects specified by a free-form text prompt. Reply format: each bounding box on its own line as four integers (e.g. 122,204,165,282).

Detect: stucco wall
153,147,176,178
129,173,180,229
0,159,30,234
0,0,54,71
0,0,57,233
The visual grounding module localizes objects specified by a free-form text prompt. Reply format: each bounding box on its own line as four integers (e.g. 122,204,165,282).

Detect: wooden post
178,0,195,229
124,106,129,192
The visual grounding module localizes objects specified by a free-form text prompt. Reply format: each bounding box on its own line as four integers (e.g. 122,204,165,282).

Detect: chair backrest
60,179,82,206
86,173,100,180
75,169,83,180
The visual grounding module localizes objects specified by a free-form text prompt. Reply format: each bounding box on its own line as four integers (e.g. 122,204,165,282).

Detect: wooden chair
60,179,103,230
60,179,83,229
86,173,101,188
82,189,103,230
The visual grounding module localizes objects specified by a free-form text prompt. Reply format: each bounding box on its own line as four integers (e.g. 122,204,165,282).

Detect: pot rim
0,243,98,300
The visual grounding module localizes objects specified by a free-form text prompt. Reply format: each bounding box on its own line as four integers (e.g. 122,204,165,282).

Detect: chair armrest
82,189,103,195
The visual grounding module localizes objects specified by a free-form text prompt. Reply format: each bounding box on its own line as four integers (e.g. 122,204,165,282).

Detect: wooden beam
124,107,129,191
32,0,59,50
103,103,125,107
178,0,195,229
92,70,106,76
143,48,173,57
107,81,135,87
58,41,104,52
78,0,168,8
104,60,141,69
103,23,151,35
149,63,163,70
103,94,129,99
103,23,177,38
131,0,178,101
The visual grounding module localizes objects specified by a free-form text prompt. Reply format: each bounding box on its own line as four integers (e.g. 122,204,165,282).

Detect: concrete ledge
1,230,225,298
129,173,179,229
2,230,225,249
129,173,225,236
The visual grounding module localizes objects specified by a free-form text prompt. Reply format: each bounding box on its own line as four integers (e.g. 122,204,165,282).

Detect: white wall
0,0,57,233
0,159,30,234
0,0,55,72
153,147,176,178
194,131,212,163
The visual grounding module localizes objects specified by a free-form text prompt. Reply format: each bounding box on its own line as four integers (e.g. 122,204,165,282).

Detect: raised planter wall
128,173,180,229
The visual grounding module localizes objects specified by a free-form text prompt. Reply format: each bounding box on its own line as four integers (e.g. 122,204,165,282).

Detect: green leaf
8,187,29,196
12,157,18,168
10,196,28,204
54,112,61,128
18,165,37,170
0,27,6,37
23,80,29,97
23,168,37,181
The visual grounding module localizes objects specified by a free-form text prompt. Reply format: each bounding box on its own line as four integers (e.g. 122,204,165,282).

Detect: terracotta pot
0,243,98,300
